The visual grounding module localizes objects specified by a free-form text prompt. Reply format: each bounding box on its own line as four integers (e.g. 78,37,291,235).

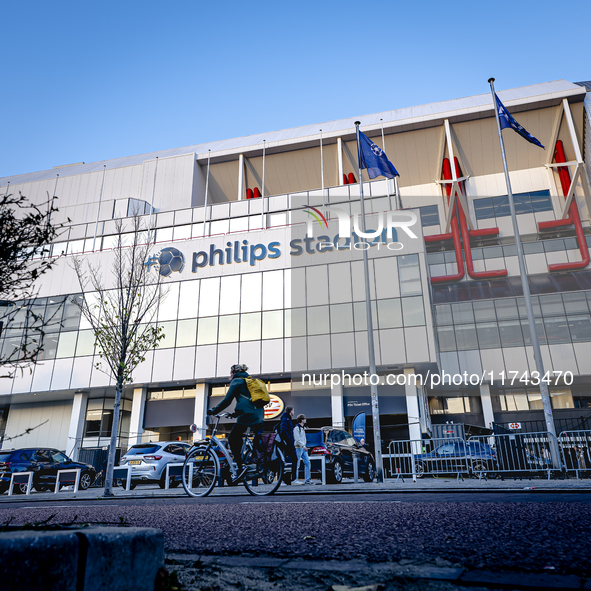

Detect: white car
118,441,191,489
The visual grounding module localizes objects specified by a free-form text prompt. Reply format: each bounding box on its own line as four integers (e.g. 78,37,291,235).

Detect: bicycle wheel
242,454,284,497
182,446,219,498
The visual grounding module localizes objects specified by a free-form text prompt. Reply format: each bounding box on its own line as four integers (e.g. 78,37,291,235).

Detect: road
2,490,590,577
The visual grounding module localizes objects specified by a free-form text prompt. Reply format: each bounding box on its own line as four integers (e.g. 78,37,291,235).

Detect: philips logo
192,240,281,272
145,247,186,277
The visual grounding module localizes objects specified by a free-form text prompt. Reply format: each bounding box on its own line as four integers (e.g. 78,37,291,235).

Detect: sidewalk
2,475,591,504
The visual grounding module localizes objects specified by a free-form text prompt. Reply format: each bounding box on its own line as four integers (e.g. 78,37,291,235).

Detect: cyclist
208,364,263,482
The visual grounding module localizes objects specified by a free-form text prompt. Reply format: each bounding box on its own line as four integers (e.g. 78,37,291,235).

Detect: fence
386,432,561,480
558,430,591,478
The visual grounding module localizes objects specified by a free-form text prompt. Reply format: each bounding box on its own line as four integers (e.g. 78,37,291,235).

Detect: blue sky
1,0,589,178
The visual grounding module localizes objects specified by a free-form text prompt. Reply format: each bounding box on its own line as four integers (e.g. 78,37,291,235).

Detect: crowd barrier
386,432,564,480
558,430,591,479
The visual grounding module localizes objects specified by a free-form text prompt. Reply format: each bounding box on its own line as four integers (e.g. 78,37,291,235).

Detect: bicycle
181,413,285,497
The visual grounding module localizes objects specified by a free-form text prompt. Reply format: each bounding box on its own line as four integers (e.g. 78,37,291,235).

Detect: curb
1,485,591,505
0,527,163,591
166,553,586,589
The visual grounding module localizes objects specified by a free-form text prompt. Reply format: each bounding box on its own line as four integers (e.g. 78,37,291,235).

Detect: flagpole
204,150,211,237
380,118,391,205
261,140,266,231
355,121,384,483
320,129,326,208
488,78,560,468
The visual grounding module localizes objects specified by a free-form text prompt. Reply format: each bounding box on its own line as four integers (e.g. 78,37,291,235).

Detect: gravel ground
2,499,590,578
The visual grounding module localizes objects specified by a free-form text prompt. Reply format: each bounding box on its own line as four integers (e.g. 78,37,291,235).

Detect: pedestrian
278,405,297,485
576,446,586,474
293,414,316,485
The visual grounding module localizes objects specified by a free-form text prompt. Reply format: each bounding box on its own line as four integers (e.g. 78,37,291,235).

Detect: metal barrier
164,463,184,489
309,455,326,485
559,430,591,478
386,437,470,481
469,431,557,479
55,469,81,493
113,466,132,490
8,472,33,495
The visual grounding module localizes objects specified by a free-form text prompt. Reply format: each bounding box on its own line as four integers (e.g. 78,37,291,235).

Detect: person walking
208,364,263,483
293,414,316,485
278,405,297,485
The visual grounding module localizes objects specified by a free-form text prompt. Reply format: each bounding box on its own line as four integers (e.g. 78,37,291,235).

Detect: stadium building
1,79,591,465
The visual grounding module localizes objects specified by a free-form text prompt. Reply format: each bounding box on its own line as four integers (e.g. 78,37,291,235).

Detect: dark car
305,427,375,483
0,448,96,494
413,440,497,478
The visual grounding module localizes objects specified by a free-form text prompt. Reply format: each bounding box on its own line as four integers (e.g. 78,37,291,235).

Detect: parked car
0,448,96,494
118,441,191,489
305,427,375,483
413,440,497,478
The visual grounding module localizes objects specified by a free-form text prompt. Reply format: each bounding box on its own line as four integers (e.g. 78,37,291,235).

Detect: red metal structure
537,140,589,271
427,158,507,283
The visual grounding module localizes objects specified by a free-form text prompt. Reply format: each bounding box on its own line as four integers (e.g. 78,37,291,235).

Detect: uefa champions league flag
357,130,400,179
493,93,545,149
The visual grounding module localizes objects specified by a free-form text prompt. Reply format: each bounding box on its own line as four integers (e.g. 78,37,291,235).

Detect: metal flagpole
148,157,159,233
92,165,107,252
261,140,266,231
204,151,211,236
380,118,391,205
320,129,325,208
488,78,560,467
355,121,384,482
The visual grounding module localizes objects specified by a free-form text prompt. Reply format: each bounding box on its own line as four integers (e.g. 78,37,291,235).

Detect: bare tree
72,214,167,496
0,191,66,378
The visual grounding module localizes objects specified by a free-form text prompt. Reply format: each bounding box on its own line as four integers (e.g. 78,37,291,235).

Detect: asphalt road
2,491,591,577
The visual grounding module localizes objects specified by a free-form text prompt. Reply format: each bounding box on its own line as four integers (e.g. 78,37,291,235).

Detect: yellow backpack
244,377,271,408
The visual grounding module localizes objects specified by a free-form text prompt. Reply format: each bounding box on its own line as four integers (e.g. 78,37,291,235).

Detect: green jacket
210,371,264,426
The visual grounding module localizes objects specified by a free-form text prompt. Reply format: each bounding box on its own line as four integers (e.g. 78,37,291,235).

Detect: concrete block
0,530,79,591
79,527,164,591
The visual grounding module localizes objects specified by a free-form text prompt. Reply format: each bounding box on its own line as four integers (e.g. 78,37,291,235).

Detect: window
402,296,425,326
473,191,551,219
476,323,501,349
52,451,69,463
498,320,524,347
419,205,440,227
398,255,422,296
455,324,478,350
377,299,402,329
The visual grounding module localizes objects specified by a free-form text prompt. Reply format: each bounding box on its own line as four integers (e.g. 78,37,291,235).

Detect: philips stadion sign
145,209,419,277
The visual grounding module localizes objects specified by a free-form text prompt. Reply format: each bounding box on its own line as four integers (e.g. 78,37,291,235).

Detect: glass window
523,241,545,255
419,205,440,226
513,192,533,214
158,321,177,348
455,324,478,350
451,302,474,324
563,293,589,314
402,296,425,327
543,239,565,253
307,306,330,335
61,296,82,331
38,333,59,360
240,312,262,341
262,311,283,339
495,299,519,320
551,388,574,409
567,315,591,342
398,255,422,296
476,323,501,349
473,301,497,322
483,246,503,260
330,304,354,333
353,301,378,332
199,277,220,317
528,391,544,410
517,296,542,318
521,318,547,346
436,326,456,351
543,316,570,344
474,198,495,220
498,320,524,347
218,315,239,343
75,330,95,356
435,304,453,325
176,319,197,347
445,398,465,414
377,299,402,329
56,332,77,358
197,317,218,345
241,273,262,313
219,276,241,315
492,195,510,217
262,271,283,311
178,281,199,319
540,294,564,316
530,190,552,212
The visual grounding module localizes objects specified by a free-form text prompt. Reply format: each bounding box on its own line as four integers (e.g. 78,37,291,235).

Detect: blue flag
357,130,400,179
494,93,545,149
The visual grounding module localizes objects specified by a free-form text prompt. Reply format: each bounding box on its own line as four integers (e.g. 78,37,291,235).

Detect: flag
357,130,399,179
494,93,544,149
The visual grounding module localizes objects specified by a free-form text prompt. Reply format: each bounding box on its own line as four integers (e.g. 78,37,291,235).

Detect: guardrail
558,430,591,478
